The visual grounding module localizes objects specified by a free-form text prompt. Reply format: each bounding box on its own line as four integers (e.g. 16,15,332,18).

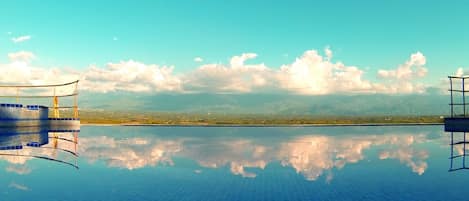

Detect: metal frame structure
0,80,79,118
448,76,469,117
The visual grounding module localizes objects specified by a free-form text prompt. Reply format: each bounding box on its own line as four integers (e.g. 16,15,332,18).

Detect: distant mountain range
78,92,450,116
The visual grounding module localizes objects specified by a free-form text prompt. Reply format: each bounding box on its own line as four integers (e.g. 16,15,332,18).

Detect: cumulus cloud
324,46,333,60
184,53,274,93
379,148,428,175
11,35,31,43
277,133,431,181
79,136,182,170
8,51,36,63
80,60,182,93
194,57,203,62
181,139,270,178
0,49,431,94
378,52,427,80
376,52,428,93
184,50,428,94
277,50,374,94
65,130,433,181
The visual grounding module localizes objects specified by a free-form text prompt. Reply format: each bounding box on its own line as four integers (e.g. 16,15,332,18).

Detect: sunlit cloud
81,60,182,93
79,136,183,170
0,49,431,95
64,131,434,181
379,148,428,175
8,51,36,63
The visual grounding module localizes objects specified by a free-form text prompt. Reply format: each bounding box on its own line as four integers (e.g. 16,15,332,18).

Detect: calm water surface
1,125,468,201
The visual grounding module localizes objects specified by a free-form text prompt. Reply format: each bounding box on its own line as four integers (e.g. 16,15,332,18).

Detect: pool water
1,125,467,201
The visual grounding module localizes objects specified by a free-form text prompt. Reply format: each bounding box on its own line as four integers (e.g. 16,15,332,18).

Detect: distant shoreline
77,111,445,127
80,122,444,127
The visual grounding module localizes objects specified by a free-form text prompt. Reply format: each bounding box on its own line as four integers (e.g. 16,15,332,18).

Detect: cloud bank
0,48,431,95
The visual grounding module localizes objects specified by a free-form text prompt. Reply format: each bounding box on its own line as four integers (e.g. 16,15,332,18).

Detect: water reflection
0,127,79,173
77,127,442,181
448,132,469,171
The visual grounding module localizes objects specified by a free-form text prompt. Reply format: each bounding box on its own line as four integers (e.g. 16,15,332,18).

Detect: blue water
0,125,467,201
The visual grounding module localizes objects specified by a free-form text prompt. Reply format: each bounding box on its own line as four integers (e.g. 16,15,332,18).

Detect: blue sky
0,0,468,94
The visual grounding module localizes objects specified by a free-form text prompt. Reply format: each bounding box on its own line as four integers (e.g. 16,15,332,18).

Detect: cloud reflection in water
71,129,437,181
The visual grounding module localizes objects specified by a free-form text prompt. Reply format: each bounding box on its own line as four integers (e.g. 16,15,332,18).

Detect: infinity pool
1,125,467,201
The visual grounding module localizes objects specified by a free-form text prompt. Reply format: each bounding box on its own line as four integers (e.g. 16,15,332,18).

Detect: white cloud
6,165,31,175
8,51,36,63
78,136,182,170
455,67,465,77
0,61,79,97
379,148,428,175
375,52,428,93
277,50,374,94
0,49,431,95
184,54,274,93
80,60,182,93
194,57,203,62
67,130,432,181
9,182,29,191
184,50,428,95
324,46,332,60
378,52,427,80
11,35,31,43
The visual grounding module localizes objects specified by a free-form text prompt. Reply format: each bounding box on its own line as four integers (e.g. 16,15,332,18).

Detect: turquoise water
0,125,467,201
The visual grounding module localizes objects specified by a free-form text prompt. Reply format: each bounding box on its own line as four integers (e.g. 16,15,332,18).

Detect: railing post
462,77,466,117
450,132,454,170
73,81,79,118
53,87,59,118
450,77,453,117
16,88,19,103
464,132,467,168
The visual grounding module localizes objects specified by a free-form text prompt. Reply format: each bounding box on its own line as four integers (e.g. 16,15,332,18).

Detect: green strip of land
76,110,445,126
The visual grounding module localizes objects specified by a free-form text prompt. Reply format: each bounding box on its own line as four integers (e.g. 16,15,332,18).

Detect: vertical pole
53,87,59,118
450,77,454,117
73,82,79,118
464,132,467,168
462,78,466,117
16,88,19,103
450,132,454,170
74,95,78,118
73,131,78,169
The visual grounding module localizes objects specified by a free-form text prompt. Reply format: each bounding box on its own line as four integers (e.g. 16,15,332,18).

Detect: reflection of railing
0,130,79,169
449,132,469,171
0,80,79,118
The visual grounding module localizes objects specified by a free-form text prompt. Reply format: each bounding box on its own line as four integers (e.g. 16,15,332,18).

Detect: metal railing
0,80,79,118
448,76,469,118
